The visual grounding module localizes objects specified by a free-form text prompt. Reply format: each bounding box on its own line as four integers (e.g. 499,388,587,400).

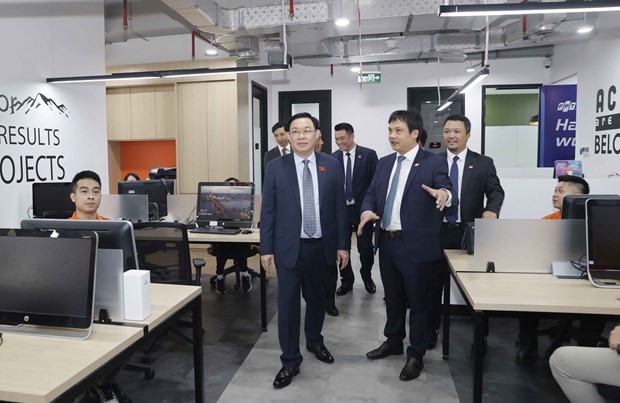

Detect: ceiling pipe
122,0,128,32
290,0,295,17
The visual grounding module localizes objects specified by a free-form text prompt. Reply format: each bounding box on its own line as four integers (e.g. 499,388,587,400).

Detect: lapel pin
414,163,420,167
468,165,473,169
319,166,327,172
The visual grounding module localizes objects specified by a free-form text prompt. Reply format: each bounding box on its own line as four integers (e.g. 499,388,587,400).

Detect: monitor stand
0,323,92,339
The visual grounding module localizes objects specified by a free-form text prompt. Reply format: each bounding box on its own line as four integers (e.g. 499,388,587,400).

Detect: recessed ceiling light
205,48,218,56
350,66,361,73
335,17,350,27
465,66,476,73
577,25,594,34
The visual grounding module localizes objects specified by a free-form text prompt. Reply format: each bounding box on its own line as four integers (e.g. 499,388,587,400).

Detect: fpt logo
557,100,576,112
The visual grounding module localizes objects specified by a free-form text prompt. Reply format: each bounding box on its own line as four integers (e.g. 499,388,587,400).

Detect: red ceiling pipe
191,31,214,59
122,0,128,31
290,0,294,17
330,64,333,77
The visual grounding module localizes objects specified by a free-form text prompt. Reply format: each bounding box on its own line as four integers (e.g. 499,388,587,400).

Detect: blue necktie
302,160,317,237
382,155,406,229
446,156,459,223
345,152,353,203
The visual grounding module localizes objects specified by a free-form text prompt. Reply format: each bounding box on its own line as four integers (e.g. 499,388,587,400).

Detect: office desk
0,283,203,403
188,230,268,331
445,250,620,403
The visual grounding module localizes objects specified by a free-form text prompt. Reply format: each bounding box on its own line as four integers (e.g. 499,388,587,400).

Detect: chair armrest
192,258,206,286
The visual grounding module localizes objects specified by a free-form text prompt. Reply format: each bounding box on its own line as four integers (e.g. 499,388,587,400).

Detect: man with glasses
261,112,350,389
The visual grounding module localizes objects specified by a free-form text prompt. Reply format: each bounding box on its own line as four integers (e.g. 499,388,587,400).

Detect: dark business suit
361,148,455,360
260,152,350,368
264,146,283,170
427,150,504,335
331,145,378,295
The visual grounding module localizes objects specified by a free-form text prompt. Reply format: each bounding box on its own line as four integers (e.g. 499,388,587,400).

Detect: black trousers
379,234,429,360
339,205,375,286
276,239,331,368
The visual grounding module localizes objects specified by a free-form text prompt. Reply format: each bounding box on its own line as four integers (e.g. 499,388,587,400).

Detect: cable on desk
570,253,588,279
0,332,3,345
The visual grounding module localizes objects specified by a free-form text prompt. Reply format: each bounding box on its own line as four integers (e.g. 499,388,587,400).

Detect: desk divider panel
474,218,585,273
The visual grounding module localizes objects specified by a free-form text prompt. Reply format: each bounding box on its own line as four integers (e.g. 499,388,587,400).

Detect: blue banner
539,84,577,167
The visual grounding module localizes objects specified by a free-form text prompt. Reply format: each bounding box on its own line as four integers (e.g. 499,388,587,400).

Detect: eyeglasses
290,129,315,137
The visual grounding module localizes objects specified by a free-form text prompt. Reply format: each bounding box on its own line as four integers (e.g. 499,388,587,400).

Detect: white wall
254,57,551,159
0,1,108,227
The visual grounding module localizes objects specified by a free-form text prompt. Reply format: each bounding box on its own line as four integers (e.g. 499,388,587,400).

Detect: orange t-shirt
542,211,561,220
69,212,110,220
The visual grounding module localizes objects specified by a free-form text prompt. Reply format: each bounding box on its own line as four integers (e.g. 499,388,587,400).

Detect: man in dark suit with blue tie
359,109,456,381
426,114,504,351
331,122,378,299
260,112,350,389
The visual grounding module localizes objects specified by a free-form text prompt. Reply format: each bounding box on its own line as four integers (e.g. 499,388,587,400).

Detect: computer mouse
241,229,252,234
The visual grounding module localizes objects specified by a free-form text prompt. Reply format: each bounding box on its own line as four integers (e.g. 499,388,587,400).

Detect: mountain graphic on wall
14,92,69,117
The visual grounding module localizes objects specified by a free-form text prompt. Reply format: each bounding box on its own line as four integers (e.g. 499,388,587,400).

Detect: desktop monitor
118,179,170,219
0,228,98,338
21,219,140,321
195,182,255,229
32,182,75,219
561,194,619,219
585,198,620,286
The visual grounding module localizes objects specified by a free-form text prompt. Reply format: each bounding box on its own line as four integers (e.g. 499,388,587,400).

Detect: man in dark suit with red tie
264,121,290,169
359,109,456,381
426,114,504,351
260,112,350,389
331,122,378,303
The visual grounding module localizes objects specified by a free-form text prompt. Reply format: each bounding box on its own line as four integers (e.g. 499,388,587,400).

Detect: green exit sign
358,72,382,84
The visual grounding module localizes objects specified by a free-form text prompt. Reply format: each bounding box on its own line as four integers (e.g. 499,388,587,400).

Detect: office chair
124,221,205,379
207,243,264,290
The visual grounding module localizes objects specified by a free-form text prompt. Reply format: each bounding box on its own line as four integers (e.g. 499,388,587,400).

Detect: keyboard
190,227,241,235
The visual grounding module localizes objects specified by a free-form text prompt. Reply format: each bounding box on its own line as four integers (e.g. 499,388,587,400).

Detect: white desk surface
0,283,201,403
124,283,201,329
446,251,620,315
0,324,143,403
187,229,259,244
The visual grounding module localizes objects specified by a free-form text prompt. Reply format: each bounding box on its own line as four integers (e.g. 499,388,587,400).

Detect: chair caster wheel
209,277,216,286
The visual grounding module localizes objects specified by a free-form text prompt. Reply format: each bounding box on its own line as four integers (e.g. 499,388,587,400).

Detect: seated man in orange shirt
69,170,109,220
517,175,605,365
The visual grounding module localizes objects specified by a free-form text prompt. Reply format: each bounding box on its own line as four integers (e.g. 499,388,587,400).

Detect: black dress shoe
325,306,340,316
307,344,335,363
273,366,300,389
366,341,404,360
515,338,538,365
363,279,376,294
427,329,439,350
336,284,353,296
399,357,424,381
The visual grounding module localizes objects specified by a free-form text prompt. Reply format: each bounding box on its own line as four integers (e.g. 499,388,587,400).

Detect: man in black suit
264,121,290,169
260,112,350,389
359,109,456,381
331,122,378,299
426,114,504,350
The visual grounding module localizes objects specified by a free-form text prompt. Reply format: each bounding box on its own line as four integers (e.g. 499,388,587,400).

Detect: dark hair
286,112,319,131
419,128,428,147
444,114,471,134
224,177,240,183
388,109,424,133
71,170,102,193
558,175,590,195
123,172,140,181
334,122,354,135
271,122,285,134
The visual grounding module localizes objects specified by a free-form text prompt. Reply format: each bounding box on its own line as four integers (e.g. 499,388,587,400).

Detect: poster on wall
539,85,577,168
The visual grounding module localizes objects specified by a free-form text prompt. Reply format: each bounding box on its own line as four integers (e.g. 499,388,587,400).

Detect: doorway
252,82,268,190
278,90,332,154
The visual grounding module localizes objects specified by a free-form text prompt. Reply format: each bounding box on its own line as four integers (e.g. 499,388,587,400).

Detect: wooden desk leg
473,310,485,403
192,296,205,403
441,265,451,360
261,266,267,332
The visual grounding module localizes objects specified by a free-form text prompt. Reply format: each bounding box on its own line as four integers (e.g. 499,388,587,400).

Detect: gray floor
116,248,573,403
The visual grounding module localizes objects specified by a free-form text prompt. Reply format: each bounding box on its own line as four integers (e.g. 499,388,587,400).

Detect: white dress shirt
294,152,322,238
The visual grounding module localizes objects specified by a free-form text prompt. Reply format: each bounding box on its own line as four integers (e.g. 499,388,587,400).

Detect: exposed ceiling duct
104,0,604,67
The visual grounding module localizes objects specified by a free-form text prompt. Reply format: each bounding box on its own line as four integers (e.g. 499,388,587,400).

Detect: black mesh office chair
124,221,205,378
207,244,263,290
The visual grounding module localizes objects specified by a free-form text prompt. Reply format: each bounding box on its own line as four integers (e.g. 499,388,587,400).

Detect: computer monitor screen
195,182,255,228
561,194,619,219
586,198,620,282
118,180,169,218
32,182,74,219
0,228,97,330
21,219,139,272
